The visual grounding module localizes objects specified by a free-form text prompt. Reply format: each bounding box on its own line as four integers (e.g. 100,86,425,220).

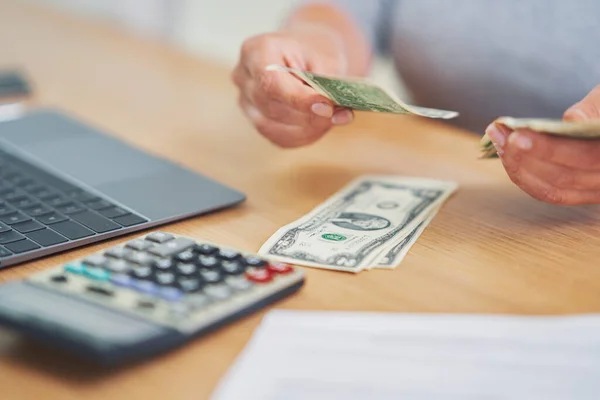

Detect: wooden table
1,1,600,399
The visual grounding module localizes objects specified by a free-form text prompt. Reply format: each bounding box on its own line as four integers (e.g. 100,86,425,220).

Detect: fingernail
485,124,506,150
509,131,533,151
566,107,590,121
331,110,353,125
311,103,333,118
245,105,262,121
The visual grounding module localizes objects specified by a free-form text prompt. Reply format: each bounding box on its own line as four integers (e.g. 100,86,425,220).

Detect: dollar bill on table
258,176,457,273
265,65,459,120
479,117,600,158
371,210,438,270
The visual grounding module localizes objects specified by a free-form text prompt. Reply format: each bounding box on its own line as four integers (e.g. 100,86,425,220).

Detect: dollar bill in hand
479,117,600,159
265,65,459,120
258,175,457,273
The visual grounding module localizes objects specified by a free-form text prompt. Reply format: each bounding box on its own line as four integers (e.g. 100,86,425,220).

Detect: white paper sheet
211,310,600,400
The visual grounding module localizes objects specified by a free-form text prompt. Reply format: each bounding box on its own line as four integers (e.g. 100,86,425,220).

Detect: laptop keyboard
0,149,148,258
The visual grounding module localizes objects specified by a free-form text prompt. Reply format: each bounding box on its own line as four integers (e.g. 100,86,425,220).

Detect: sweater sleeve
294,0,397,54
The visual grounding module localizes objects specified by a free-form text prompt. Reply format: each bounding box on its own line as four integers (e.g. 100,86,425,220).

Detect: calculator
0,232,305,365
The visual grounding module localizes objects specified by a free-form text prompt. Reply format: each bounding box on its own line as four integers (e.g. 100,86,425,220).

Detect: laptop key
37,212,68,225
0,223,11,233
98,206,128,219
86,199,113,210
4,239,40,254
113,213,148,227
0,246,12,257
0,204,15,216
23,204,51,217
26,229,68,246
12,220,44,233
0,230,24,244
56,203,84,215
1,212,30,225
67,190,98,203
70,211,120,233
46,196,70,208
11,196,36,209
4,192,26,203
51,220,94,240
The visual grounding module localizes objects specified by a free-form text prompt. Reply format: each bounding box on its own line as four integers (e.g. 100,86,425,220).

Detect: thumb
564,85,600,121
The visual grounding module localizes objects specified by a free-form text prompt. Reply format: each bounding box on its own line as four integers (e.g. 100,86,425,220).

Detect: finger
506,161,600,205
516,157,600,191
564,84,600,121
245,79,333,125
503,129,600,170
239,96,330,148
253,68,333,114
484,122,513,156
331,108,354,126
231,62,248,89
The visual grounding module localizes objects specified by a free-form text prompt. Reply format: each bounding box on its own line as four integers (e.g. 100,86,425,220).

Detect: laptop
0,108,245,268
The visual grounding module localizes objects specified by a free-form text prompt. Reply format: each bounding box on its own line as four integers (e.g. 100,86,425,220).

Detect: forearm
283,3,373,77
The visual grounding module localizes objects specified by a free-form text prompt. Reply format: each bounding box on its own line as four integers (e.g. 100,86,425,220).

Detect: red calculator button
267,262,294,274
245,269,273,283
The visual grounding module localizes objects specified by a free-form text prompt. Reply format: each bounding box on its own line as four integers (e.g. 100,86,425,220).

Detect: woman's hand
232,25,355,148
485,85,600,205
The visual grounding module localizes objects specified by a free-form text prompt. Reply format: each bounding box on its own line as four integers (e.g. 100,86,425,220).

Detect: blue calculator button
158,287,183,302
64,263,85,275
84,267,110,281
131,280,157,295
110,274,133,287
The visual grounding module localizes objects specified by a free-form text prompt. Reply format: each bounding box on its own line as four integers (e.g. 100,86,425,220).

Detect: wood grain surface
1,1,600,399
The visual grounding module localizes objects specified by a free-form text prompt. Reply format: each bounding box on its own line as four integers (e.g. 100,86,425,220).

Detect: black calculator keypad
37,232,301,331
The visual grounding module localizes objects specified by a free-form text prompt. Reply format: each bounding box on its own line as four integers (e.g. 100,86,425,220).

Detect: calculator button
267,262,294,274
175,250,195,263
105,259,131,274
110,274,132,287
148,237,195,257
105,247,129,259
204,284,233,300
155,258,175,270
50,274,68,283
145,232,174,243
130,265,153,279
157,287,183,302
244,256,267,268
83,254,107,267
246,269,273,283
185,293,211,309
64,262,85,275
221,260,245,275
177,278,202,293
200,269,223,284
131,280,157,295
86,284,114,296
137,300,156,310
125,239,152,251
155,271,176,286
197,255,219,268
125,251,154,266
176,263,197,276
225,276,254,292
84,267,110,281
195,243,218,255
169,303,190,318
217,249,241,261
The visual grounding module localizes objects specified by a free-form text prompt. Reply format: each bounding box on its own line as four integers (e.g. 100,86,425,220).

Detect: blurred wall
29,0,400,91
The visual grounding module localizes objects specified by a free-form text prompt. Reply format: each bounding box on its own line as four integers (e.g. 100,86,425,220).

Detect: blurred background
30,0,399,90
